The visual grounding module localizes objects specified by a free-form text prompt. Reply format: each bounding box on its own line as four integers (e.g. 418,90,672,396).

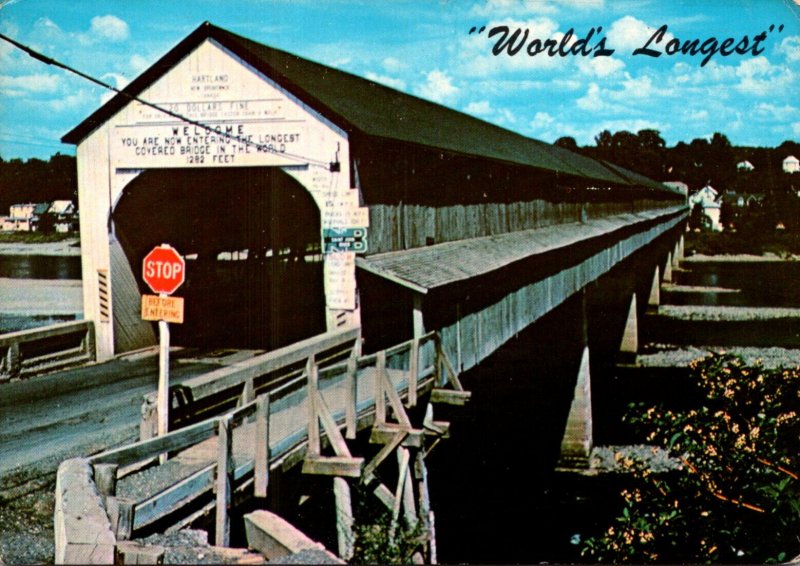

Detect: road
0,349,226,478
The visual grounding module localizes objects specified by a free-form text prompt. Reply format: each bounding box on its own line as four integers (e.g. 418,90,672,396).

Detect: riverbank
0,238,81,257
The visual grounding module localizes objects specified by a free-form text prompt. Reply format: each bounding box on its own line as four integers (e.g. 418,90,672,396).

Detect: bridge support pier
558,345,593,468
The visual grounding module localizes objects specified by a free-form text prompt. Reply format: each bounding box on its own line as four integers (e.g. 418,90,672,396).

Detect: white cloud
607,15,672,53
382,57,408,73
456,17,564,77
469,0,603,17
469,0,557,17
793,122,800,137
576,55,624,77
416,69,459,103
735,56,794,96
365,71,407,91
687,109,709,121
577,82,604,111
465,100,493,115
129,54,151,74
776,35,800,63
89,15,130,42
754,102,797,120
529,111,555,129
101,73,129,90
0,73,60,95
49,89,94,112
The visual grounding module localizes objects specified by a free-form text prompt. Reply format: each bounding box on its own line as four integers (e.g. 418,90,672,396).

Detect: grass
685,229,800,257
0,232,78,244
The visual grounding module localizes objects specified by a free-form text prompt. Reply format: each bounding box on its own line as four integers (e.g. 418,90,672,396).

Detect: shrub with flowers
581,353,800,563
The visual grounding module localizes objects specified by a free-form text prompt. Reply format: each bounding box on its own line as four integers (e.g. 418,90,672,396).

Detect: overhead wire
0,31,335,169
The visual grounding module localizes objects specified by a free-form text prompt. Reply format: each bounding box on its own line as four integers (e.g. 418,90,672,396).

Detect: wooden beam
407,338,419,408
314,389,352,458
333,477,354,561
430,389,471,406
389,448,411,541
375,351,387,425
215,414,233,547
363,431,407,482
306,356,320,458
302,456,364,478
255,393,270,498
345,357,357,440
370,424,423,448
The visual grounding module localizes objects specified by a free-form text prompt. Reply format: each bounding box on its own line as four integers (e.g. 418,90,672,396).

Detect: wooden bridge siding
369,199,678,254
439,212,686,373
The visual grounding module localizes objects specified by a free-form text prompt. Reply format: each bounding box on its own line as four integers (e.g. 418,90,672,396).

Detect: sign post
141,244,186,454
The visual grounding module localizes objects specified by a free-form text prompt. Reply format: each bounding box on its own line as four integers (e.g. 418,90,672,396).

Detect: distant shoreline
0,238,81,257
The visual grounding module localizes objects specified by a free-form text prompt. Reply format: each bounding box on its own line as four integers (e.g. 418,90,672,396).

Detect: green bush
581,354,800,563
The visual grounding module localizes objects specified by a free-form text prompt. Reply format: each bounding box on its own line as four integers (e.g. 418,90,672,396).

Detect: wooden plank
333,477,355,561
363,432,407,481
430,389,472,406
369,424,423,448
375,351,386,425
302,456,364,478
314,389,352,458
185,327,360,400
381,369,412,427
90,419,218,466
215,415,233,547
306,357,320,458
407,338,419,408
389,448,410,540
345,357,357,440
254,394,270,498
133,464,215,530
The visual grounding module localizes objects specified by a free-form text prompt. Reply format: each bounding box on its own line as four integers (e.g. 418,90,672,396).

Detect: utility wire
0,32,334,169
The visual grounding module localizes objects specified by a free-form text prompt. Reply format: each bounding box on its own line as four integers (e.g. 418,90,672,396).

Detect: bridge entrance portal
113,167,325,351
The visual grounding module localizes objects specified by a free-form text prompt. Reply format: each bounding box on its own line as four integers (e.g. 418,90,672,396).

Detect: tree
554,136,579,151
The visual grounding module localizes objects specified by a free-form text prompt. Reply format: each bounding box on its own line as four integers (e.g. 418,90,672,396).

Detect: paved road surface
0,350,225,478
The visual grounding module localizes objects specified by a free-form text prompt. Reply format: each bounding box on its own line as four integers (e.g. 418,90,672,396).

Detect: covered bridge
62,21,684,362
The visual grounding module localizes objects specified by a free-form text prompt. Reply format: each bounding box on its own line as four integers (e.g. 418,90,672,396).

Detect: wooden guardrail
84,331,440,547
0,320,95,382
140,327,361,437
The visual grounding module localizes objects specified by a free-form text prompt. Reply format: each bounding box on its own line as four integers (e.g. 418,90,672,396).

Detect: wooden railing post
345,357,357,439
375,351,387,425
408,338,419,408
255,393,270,498
333,477,355,561
307,356,320,458
215,414,233,547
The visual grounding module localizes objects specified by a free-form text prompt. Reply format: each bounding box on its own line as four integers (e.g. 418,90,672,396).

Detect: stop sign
143,244,185,295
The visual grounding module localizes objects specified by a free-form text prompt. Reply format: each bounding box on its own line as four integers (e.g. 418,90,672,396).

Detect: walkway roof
357,205,686,293
63,22,670,192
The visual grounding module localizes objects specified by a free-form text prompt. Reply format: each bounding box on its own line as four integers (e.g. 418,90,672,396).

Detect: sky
0,0,798,161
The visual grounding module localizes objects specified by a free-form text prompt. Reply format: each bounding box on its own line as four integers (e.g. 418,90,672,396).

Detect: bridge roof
61,22,663,190
356,205,686,293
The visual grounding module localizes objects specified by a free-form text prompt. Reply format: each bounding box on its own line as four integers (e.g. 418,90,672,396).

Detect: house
688,184,723,231
1,200,78,232
3,203,44,231
784,155,799,173
737,160,754,171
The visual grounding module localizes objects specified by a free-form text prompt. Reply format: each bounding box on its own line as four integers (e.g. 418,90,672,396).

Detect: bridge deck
107,365,415,535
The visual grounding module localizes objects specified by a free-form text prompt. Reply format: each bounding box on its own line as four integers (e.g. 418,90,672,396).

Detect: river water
0,254,83,333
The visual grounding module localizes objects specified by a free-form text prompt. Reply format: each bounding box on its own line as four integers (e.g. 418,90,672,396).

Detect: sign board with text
323,227,368,254
143,244,186,295
142,295,185,324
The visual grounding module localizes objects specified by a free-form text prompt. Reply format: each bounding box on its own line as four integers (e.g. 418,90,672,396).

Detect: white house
737,160,754,171
783,155,799,174
689,184,723,231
